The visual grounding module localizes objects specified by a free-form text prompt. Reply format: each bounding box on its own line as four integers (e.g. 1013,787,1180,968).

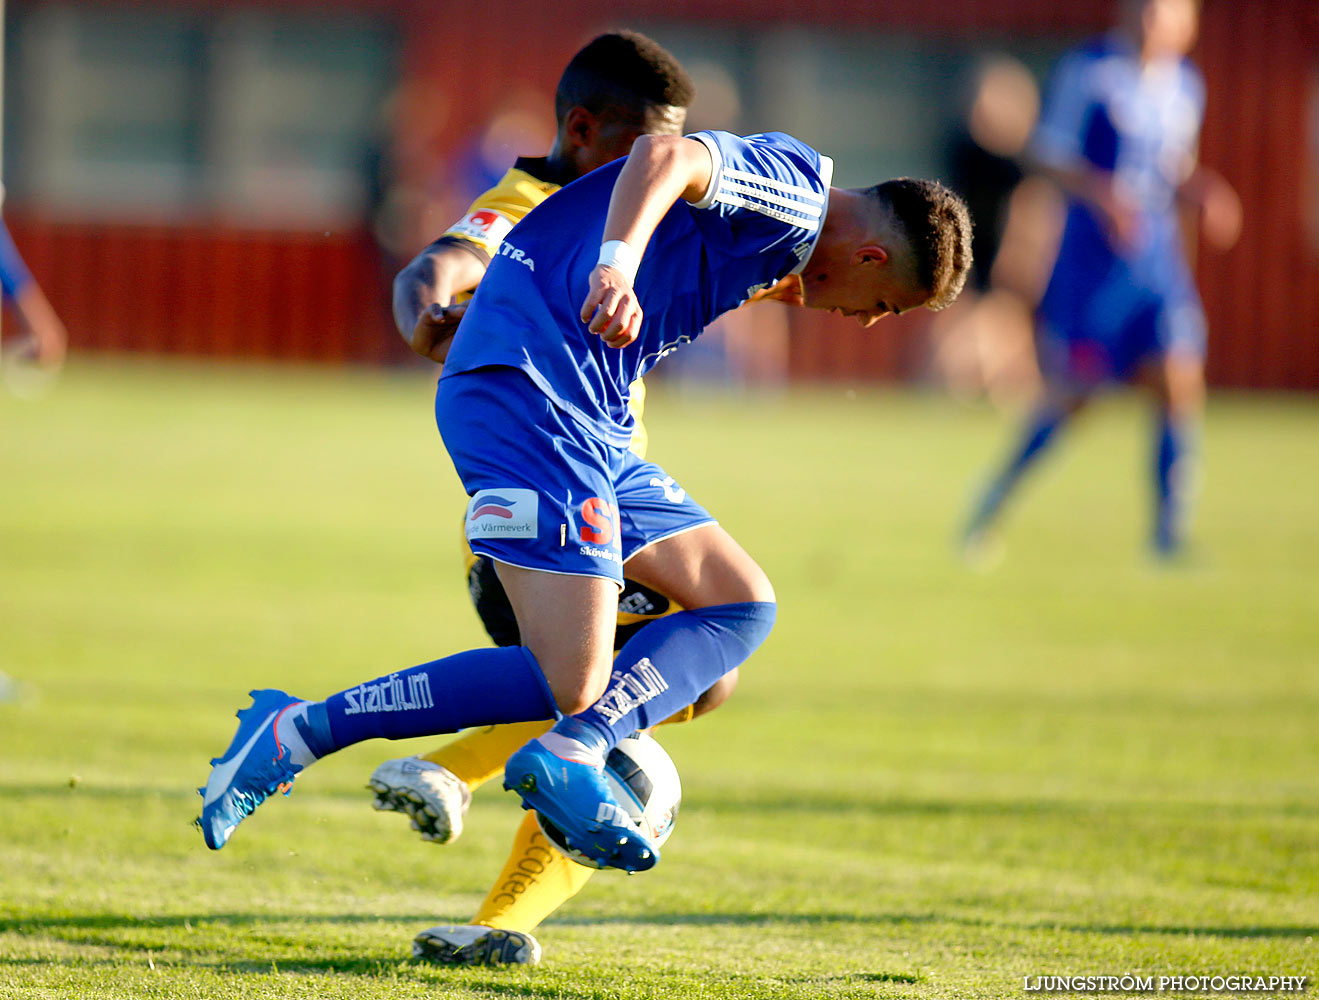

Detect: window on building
10,7,202,214
3,5,395,226
637,22,1062,187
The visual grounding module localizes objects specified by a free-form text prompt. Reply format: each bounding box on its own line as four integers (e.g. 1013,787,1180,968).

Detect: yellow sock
471,810,595,932
656,704,695,726
420,720,553,789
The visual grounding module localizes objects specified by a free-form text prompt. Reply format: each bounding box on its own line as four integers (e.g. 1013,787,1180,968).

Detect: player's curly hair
868,179,974,311
555,32,695,122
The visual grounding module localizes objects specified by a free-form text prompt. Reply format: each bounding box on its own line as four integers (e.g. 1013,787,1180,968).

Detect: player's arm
580,135,713,348
0,222,66,367
1175,162,1242,251
1036,160,1140,246
1026,51,1140,248
392,240,489,364
11,283,68,367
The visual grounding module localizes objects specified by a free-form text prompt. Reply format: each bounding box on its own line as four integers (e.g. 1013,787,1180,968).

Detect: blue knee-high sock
1154,416,1194,554
968,404,1069,533
296,646,557,756
554,601,776,752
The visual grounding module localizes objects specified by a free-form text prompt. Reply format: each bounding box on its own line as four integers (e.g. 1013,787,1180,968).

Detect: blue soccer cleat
195,688,304,850
503,739,659,872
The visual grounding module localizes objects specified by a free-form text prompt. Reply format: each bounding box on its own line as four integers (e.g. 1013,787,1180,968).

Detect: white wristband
597,239,641,285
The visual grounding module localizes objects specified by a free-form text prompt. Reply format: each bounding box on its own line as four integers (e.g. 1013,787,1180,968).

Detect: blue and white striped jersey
1032,34,1205,292
441,130,833,447
1033,34,1204,220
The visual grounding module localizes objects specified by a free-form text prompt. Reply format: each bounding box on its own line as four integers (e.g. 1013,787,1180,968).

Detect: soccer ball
535,732,681,869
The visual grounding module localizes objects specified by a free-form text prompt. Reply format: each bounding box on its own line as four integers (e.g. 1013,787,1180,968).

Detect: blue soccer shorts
1038,211,1206,386
435,366,715,585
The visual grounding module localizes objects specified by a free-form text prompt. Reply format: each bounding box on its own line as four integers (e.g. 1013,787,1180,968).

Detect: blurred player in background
962,0,1241,560
931,55,1045,407
0,190,68,375
387,32,737,966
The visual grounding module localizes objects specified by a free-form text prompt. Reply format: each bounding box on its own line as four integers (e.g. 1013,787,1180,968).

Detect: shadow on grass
6,909,1314,943
0,784,198,801
0,912,443,934
3,909,1312,1000
0,951,925,1000
0,783,382,803
5,784,1317,820
573,912,1319,940
686,793,1319,820
1035,922,1319,939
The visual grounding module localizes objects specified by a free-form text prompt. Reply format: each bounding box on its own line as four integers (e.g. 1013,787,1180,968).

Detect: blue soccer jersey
1033,36,1208,375
1033,34,1204,282
442,130,833,447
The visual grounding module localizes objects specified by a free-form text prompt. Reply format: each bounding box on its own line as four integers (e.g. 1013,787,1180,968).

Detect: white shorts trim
476,553,625,592
621,518,720,565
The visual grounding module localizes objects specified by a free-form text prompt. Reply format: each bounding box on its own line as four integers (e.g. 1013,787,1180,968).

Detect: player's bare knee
740,568,776,605
691,668,739,720
549,678,611,718
539,657,613,717
691,558,775,608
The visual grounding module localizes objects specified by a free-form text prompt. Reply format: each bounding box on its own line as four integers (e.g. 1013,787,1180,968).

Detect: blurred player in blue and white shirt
198,128,972,872
963,0,1241,559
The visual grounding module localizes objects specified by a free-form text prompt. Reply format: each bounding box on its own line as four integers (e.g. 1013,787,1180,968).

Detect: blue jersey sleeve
0,220,33,300
1031,49,1094,169
685,131,833,266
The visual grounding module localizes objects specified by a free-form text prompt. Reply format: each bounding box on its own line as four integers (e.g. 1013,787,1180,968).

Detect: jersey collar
790,155,834,276
513,155,579,188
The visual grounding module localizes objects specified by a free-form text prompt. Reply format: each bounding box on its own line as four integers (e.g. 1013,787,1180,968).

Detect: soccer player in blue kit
962,0,1240,558
197,128,972,870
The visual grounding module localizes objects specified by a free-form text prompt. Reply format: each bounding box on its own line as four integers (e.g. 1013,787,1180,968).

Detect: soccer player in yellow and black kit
375,32,735,967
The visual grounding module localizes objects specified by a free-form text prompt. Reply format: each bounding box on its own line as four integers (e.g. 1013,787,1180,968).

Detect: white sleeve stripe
716,191,820,227
721,167,826,203
688,133,723,210
720,179,824,217
714,193,820,232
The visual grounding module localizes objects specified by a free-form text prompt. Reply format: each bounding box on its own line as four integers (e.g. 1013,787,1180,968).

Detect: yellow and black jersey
437,156,649,458
437,156,572,264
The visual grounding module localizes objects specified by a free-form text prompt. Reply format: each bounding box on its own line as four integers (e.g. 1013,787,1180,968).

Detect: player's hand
8,332,65,369
1195,173,1242,251
409,302,467,363
746,274,805,307
580,265,642,349
1090,183,1140,250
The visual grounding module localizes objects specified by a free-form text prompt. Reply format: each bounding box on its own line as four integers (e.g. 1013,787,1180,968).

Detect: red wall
6,0,1317,387
6,217,405,364
1195,0,1319,390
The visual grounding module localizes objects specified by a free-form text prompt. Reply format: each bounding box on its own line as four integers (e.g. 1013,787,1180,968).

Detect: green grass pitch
1,359,1316,999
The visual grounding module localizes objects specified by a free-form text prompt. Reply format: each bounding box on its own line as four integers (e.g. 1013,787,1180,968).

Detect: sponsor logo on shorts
579,497,617,545
579,543,620,563
649,475,686,504
447,209,513,248
467,488,538,539
618,588,665,616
